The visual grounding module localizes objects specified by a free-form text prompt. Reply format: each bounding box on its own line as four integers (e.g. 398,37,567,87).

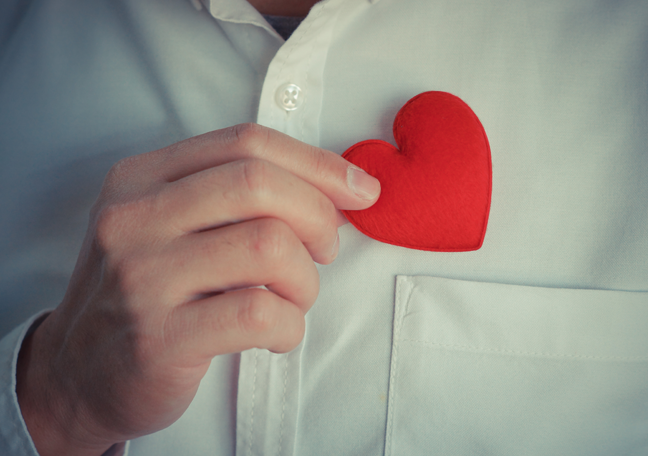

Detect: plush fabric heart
342,91,492,252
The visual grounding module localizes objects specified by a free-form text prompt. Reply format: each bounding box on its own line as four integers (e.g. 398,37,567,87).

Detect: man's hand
15,124,380,456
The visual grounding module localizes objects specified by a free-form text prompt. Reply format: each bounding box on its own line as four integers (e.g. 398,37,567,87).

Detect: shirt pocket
385,276,648,456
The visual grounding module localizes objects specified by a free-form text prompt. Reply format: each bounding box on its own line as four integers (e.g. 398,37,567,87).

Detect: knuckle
238,159,273,200
237,289,278,335
241,290,306,353
104,155,140,186
250,218,293,264
231,123,270,156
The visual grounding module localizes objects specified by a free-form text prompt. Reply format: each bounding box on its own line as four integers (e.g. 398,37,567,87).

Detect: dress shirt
1,0,647,455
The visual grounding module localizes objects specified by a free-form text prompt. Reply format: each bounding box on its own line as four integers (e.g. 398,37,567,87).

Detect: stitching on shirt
276,355,289,456
245,25,252,64
399,340,648,362
298,2,327,141
274,15,308,88
247,350,259,455
385,279,409,455
299,56,312,141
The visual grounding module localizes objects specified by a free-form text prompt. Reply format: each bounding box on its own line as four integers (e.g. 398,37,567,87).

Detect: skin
17,123,380,456
247,0,321,16
18,2,372,453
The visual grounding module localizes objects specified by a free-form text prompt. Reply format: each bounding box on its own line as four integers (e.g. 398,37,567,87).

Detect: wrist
16,322,113,456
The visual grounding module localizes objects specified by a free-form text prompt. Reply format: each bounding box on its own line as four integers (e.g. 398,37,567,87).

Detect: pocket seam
384,277,414,456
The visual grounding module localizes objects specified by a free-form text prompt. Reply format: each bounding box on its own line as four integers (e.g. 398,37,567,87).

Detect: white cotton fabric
0,314,45,455
387,276,648,455
0,0,647,455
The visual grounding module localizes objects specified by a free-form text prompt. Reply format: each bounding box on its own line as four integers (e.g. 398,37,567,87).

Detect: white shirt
1,0,647,455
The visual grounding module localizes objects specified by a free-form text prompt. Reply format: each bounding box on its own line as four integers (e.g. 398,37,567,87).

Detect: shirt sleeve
0,311,49,456
0,313,129,456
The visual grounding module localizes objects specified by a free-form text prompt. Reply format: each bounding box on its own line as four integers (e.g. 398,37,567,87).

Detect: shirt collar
202,0,264,24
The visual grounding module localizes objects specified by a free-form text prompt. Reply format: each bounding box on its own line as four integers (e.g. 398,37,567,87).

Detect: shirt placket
235,2,344,455
255,0,343,146
236,347,302,456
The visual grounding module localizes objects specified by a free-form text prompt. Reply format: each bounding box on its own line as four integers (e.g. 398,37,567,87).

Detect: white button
275,83,303,111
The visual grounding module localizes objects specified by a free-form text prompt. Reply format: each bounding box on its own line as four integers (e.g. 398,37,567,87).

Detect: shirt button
275,83,303,111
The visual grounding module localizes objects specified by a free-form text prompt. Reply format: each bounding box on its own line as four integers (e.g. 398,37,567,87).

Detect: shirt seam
298,2,327,141
276,355,289,456
384,278,411,456
247,350,259,455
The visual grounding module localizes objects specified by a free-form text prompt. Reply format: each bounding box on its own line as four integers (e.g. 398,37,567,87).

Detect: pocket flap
395,276,648,361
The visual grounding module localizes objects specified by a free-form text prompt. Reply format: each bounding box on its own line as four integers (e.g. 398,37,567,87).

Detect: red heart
341,91,492,252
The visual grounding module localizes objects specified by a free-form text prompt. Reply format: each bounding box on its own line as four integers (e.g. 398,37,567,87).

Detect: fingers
165,288,306,362
336,210,348,227
158,159,339,264
90,123,368,370
153,123,381,210
157,218,320,312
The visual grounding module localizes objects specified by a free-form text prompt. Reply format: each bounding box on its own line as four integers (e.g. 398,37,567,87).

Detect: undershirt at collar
263,15,306,40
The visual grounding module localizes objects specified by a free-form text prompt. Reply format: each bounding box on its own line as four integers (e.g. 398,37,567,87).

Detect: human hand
15,124,380,456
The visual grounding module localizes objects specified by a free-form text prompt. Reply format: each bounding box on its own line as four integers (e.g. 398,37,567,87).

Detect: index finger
151,123,381,211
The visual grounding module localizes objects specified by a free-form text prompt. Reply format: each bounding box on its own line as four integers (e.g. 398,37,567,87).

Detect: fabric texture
0,0,647,455
386,276,648,455
342,91,492,251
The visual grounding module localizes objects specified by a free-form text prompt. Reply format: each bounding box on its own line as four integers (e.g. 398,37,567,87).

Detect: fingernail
331,232,340,259
347,166,380,200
